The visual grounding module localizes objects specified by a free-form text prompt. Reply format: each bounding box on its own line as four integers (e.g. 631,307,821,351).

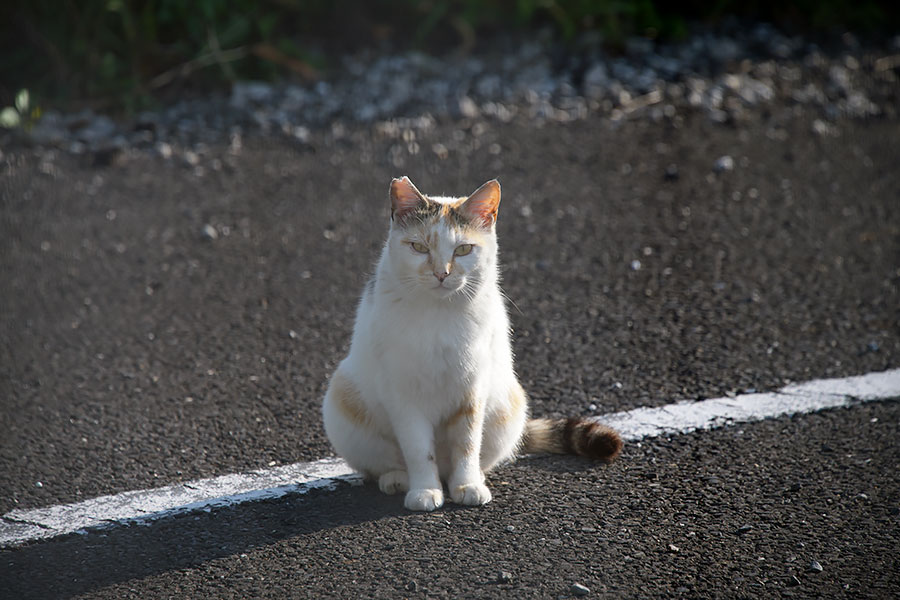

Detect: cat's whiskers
459,281,478,303
498,287,523,316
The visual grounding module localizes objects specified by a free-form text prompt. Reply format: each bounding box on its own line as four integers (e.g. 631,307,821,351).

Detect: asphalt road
1,102,898,598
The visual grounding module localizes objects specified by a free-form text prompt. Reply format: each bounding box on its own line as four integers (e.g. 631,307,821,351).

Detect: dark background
2,0,898,112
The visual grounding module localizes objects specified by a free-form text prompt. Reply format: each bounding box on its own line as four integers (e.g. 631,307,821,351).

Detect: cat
322,176,622,511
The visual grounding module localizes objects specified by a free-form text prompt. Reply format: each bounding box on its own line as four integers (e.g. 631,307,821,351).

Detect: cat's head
386,176,501,300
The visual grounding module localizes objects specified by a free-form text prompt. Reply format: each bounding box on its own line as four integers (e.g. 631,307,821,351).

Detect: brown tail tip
565,418,623,462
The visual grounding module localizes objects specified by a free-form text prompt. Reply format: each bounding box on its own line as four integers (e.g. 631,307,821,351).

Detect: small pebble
571,583,590,596
714,155,735,172
736,524,753,534
35,481,43,488
497,571,513,584
458,96,480,118
808,560,823,573
156,142,173,159
201,224,218,240
787,575,802,587
667,543,680,553
406,581,418,592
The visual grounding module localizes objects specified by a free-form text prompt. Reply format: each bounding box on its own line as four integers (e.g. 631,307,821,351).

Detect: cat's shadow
2,456,611,600
519,453,610,474
1,481,407,600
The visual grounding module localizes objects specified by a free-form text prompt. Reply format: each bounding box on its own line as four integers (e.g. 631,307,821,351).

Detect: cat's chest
393,315,477,362
377,307,487,380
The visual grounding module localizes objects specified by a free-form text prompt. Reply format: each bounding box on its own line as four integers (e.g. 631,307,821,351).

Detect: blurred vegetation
1,0,897,114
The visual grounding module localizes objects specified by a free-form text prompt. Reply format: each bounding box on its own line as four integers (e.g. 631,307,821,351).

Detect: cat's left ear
459,179,501,228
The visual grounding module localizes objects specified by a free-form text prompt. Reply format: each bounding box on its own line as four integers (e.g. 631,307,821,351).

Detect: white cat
322,176,621,511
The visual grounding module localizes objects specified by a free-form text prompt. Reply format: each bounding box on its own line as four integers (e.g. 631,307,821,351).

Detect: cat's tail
522,418,623,462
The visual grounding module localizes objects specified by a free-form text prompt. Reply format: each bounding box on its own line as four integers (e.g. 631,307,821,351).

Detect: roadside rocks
570,582,591,596
4,26,897,158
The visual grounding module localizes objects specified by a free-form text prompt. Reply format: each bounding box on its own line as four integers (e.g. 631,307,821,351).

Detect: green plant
0,89,40,130
2,0,323,112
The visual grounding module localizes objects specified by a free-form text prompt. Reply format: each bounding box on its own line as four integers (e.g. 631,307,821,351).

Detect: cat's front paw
404,488,444,512
450,482,492,506
378,470,409,495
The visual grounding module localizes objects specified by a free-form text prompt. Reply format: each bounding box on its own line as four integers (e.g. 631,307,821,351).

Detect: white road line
2,368,898,548
601,368,900,440
0,457,358,548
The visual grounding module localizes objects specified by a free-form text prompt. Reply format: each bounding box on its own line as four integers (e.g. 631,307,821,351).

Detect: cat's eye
454,244,474,257
410,242,429,254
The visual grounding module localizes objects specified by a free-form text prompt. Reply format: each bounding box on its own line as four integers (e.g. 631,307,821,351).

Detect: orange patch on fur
332,374,370,428
510,383,526,413
445,196,468,210
491,383,527,426
446,393,481,457
446,402,478,427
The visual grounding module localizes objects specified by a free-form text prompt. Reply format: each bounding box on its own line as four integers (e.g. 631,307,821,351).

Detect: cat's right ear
390,176,427,224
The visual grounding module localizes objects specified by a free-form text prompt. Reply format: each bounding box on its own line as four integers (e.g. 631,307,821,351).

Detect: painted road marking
601,369,900,440
2,368,898,548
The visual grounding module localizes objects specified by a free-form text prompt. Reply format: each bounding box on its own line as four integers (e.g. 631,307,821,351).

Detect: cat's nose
434,267,450,282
